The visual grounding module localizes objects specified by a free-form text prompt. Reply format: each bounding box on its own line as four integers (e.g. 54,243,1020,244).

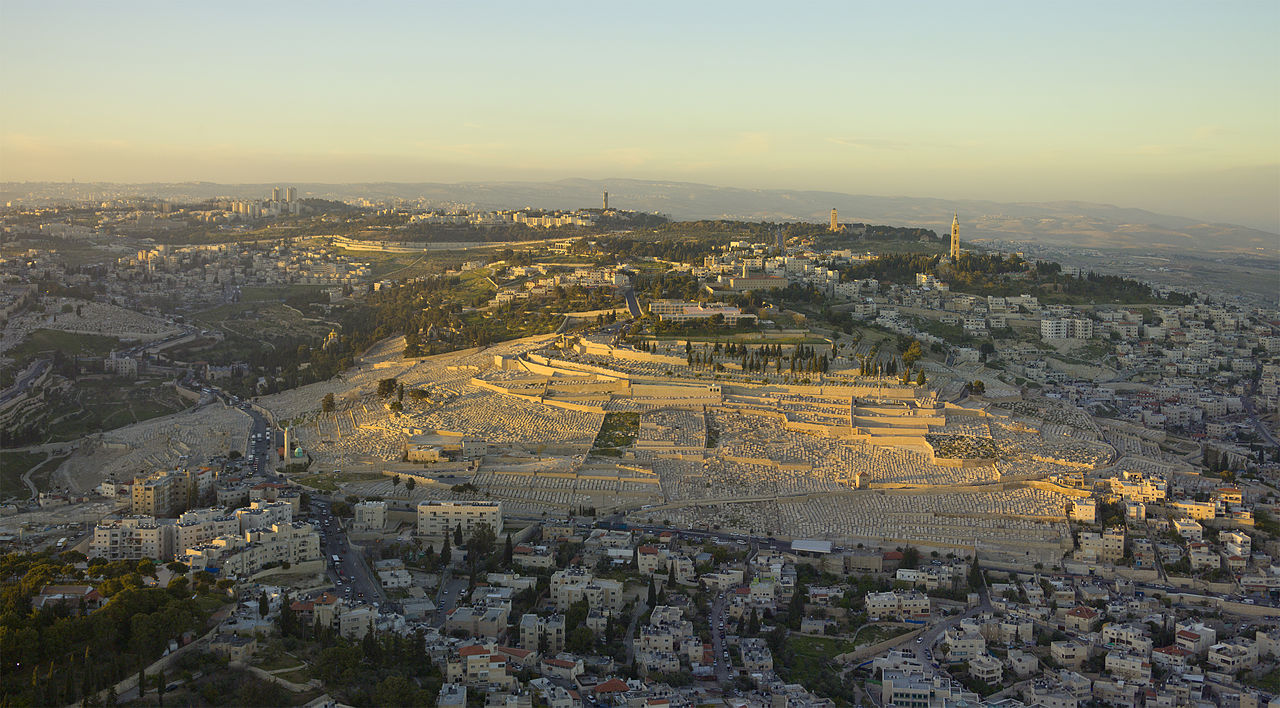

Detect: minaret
950,212,961,261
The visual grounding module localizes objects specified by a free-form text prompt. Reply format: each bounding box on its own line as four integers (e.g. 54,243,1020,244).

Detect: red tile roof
594,678,629,693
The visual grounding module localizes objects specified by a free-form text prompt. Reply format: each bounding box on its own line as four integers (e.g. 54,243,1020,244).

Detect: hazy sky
2,1,1277,230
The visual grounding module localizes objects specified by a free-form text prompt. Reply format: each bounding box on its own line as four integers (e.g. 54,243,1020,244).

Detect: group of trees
0,551,219,707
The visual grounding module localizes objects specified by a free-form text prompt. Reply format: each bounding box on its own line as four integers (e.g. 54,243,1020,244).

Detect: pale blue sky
1,1,1277,229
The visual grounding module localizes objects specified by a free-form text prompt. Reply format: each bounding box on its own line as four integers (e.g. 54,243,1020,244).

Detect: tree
259,590,269,618
322,393,336,413
405,478,416,494
916,371,927,386
647,577,657,607
566,626,594,654
504,533,513,566
440,541,451,565
901,339,923,368
747,608,760,637
454,523,463,547
391,475,401,492
970,380,986,395
900,546,921,570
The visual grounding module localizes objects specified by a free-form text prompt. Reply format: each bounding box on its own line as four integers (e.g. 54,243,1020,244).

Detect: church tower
950,212,961,261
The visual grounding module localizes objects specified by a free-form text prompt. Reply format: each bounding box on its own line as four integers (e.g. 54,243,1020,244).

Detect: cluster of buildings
122,239,372,296
91,498,319,577
488,263,631,307
404,208,596,229
90,463,319,578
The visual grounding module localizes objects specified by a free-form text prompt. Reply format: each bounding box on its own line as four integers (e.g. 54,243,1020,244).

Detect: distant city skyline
1,1,1277,231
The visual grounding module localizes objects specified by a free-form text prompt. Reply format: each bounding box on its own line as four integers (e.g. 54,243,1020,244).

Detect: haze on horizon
1,1,1277,232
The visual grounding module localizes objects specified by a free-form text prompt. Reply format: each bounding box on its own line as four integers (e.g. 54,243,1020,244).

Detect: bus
332,555,340,564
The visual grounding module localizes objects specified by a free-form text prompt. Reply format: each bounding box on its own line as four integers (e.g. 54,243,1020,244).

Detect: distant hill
2,178,1274,254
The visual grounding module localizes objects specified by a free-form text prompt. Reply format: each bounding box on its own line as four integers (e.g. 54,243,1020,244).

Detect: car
916,637,923,643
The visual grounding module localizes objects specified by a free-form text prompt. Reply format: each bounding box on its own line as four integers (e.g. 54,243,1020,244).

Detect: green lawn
6,329,123,361
1,329,124,387
298,470,384,493
593,412,639,451
789,634,859,657
776,633,863,703
0,450,47,499
1247,667,1280,692
42,379,190,442
239,285,329,303
26,454,70,493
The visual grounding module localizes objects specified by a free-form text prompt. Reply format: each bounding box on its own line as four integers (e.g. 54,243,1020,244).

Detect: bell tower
950,212,961,261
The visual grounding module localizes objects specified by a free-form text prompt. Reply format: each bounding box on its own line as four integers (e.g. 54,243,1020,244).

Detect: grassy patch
790,635,859,656
298,470,384,493
7,329,124,361
253,651,304,673
0,329,124,387
276,667,313,684
592,412,639,453
1246,667,1280,692
856,624,914,645
26,454,70,493
239,285,329,303
775,633,863,703
42,379,191,442
0,450,47,498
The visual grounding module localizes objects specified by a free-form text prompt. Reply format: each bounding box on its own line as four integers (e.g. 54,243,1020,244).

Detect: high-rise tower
603,189,609,211
830,208,839,232
950,212,961,261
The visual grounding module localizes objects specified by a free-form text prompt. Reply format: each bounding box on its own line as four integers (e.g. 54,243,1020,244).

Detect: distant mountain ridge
2,178,1274,254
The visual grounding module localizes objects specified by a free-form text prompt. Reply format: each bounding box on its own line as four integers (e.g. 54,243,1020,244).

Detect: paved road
623,599,648,667
433,570,469,627
623,287,642,319
0,358,50,404
1242,383,1279,449
709,593,731,682
311,498,385,610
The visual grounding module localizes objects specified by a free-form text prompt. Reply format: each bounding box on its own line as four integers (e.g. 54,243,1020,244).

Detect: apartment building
353,501,387,532
519,613,565,653
91,516,175,561
549,567,624,613
445,606,509,641
1042,318,1094,340
942,627,987,661
865,590,931,620
175,507,239,552
417,501,503,539
1104,651,1152,684
1078,528,1125,563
